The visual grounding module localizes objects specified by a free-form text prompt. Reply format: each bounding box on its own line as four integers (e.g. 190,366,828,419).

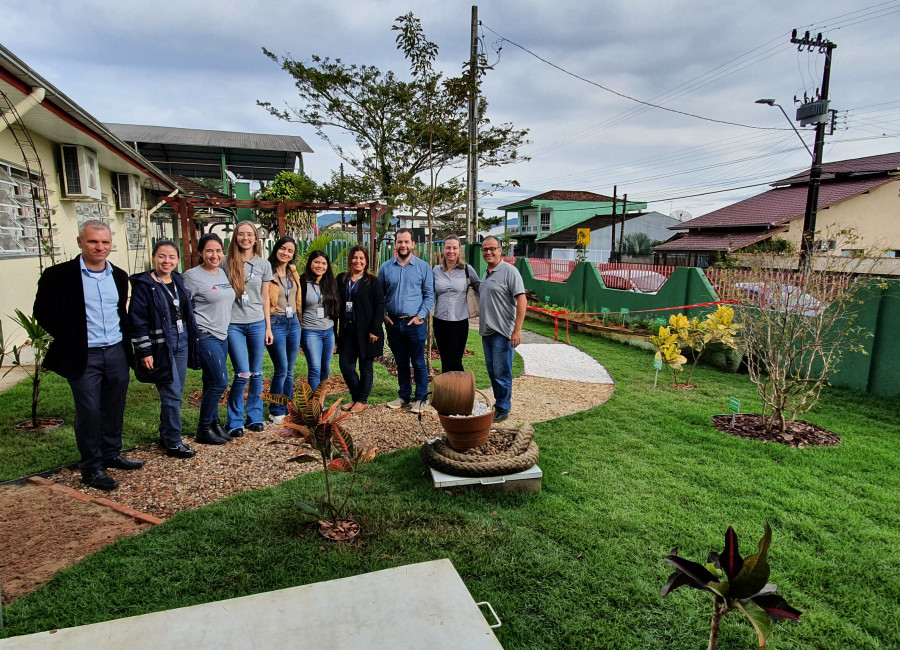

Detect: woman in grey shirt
300,250,340,390
225,222,273,436
432,235,480,372
183,233,235,445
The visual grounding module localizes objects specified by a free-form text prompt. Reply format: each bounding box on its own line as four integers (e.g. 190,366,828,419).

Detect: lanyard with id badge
345,277,360,320
278,273,294,318
241,263,254,307
155,272,184,333
312,283,324,318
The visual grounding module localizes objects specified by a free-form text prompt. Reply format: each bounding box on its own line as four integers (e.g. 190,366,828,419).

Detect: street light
755,99,813,157
756,98,822,267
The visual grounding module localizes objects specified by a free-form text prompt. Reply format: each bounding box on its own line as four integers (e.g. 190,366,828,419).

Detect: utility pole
791,29,836,268
608,186,617,263
339,163,345,232
466,5,479,260
618,193,627,261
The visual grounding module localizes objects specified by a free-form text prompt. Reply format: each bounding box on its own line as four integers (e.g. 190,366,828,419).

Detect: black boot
213,420,234,440
196,425,227,445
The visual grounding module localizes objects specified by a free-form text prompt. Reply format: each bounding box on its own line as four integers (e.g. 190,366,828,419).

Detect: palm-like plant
662,523,801,649
295,230,357,273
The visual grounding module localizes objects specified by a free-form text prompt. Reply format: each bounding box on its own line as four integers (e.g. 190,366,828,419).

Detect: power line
480,23,787,132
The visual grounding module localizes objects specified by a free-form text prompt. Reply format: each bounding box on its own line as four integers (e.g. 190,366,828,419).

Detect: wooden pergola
161,196,388,270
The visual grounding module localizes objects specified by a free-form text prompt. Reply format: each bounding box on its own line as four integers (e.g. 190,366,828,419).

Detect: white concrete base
431,465,542,493
0,559,502,649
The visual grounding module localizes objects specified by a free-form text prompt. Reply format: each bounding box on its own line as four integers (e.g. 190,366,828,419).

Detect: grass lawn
2,322,898,648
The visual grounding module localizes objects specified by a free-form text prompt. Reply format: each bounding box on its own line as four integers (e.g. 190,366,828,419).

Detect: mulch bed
14,417,65,431
711,414,841,448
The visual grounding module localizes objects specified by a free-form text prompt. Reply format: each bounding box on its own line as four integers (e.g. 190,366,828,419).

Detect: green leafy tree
623,232,655,256
254,171,320,236
258,14,528,250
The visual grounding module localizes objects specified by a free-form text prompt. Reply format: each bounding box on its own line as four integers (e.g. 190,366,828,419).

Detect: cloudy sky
2,0,898,219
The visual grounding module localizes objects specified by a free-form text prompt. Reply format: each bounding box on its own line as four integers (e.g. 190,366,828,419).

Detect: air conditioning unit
60,145,102,200
115,174,142,211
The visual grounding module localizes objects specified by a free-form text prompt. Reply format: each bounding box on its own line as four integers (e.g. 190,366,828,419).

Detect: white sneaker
386,397,411,410
269,414,285,424
409,400,427,415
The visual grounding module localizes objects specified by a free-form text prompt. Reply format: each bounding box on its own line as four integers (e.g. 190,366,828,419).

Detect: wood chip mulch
711,414,841,448
48,374,615,521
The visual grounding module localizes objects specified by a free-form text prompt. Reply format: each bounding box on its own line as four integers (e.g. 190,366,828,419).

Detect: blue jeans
267,314,301,415
385,320,428,402
301,328,334,391
227,319,267,430
482,332,514,415
157,330,188,447
198,332,229,428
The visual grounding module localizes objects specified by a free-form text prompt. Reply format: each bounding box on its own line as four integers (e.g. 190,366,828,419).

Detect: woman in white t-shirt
225,222,273,437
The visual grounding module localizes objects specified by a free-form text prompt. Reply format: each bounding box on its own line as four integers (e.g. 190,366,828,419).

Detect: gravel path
47,334,616,519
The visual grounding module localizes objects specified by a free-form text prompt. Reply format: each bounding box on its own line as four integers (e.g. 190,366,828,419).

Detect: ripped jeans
226,319,266,431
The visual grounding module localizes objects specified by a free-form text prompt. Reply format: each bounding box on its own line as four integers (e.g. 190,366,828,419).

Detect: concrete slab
514,343,613,384
431,465,543,494
0,559,502,649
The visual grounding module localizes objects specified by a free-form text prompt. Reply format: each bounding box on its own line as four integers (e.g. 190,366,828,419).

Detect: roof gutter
0,86,44,133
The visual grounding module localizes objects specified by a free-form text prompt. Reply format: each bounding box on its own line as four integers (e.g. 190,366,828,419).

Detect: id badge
316,307,325,319
285,305,294,318
241,292,250,307
345,301,353,314
176,319,184,334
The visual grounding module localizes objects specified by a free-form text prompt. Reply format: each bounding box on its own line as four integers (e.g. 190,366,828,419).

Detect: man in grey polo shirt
478,235,526,423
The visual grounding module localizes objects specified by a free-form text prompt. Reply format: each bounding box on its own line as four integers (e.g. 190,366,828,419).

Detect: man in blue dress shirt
34,220,144,490
377,228,434,414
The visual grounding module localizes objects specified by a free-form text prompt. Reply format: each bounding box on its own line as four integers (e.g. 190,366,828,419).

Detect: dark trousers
433,317,469,372
67,343,130,473
338,326,375,404
385,320,428,402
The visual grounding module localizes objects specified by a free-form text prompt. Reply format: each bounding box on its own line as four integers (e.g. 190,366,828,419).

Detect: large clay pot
437,409,495,451
429,370,475,416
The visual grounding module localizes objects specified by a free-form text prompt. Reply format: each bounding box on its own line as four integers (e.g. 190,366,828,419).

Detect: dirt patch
711,414,841,447
0,483,150,605
188,375,348,407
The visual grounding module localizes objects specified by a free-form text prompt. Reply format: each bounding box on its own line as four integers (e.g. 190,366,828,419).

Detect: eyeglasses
482,246,500,253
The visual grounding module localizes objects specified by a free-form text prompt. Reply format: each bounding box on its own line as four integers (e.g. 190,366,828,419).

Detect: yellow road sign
576,228,590,245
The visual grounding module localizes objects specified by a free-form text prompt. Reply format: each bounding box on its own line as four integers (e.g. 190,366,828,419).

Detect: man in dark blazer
34,220,143,490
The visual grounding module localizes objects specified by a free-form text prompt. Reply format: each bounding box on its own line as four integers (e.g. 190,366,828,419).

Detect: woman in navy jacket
129,240,200,458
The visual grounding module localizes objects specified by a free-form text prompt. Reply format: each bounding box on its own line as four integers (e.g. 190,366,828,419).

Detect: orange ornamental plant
263,382,376,539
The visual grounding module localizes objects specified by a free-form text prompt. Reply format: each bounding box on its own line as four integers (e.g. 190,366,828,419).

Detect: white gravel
515,343,614,384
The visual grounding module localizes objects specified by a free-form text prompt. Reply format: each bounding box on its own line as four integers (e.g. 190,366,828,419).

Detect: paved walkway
0,366,29,393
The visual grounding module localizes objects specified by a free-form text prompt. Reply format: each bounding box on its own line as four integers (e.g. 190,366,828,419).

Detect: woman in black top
129,240,200,458
335,245,384,412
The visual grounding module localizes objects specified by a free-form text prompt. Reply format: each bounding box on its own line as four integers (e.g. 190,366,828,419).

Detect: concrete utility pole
608,186,617,263
466,5,479,258
618,193,627,261
791,29,836,268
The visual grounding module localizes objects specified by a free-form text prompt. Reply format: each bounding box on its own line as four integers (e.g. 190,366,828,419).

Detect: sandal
350,402,368,413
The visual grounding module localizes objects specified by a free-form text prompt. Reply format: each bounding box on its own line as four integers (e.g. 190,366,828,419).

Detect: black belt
89,343,120,351
389,314,415,321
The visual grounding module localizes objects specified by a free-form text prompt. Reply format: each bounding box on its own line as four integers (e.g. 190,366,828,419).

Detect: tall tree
258,14,528,252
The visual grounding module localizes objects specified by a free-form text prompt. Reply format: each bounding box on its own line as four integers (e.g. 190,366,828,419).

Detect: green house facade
499,190,647,258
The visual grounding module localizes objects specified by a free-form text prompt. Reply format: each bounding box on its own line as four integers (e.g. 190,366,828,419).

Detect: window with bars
540,209,551,233
0,160,55,257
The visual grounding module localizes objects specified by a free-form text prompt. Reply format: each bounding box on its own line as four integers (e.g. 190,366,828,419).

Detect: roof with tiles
775,151,900,185
674,175,896,229
654,228,788,252
498,190,616,210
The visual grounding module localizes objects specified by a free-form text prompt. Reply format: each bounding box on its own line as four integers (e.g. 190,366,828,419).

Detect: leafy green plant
262,382,376,524
650,308,739,387
4,309,54,428
662,523,801,649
